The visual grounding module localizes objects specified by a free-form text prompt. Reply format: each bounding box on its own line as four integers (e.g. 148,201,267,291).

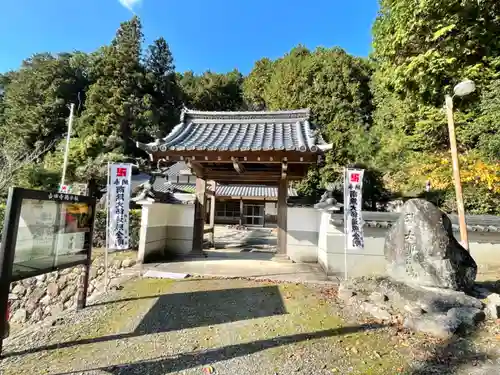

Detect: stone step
271,254,294,263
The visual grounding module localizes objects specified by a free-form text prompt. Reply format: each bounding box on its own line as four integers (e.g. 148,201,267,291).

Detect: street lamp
444,79,476,251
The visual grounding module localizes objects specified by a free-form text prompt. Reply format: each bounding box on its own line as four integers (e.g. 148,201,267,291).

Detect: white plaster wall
319,221,500,279
138,203,169,262
286,207,319,263
265,202,277,215
317,211,332,273
137,203,195,262
322,226,387,278
165,204,194,255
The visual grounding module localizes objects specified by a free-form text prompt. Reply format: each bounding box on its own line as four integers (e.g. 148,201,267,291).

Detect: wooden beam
227,196,277,201
186,159,205,178
192,177,206,253
205,172,304,183
281,160,288,180
277,178,288,255
150,151,318,164
231,157,246,174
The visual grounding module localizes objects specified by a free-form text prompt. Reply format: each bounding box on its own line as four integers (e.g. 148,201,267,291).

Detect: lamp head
453,80,476,97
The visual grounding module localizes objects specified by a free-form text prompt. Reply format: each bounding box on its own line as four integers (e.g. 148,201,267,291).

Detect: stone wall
8,253,137,326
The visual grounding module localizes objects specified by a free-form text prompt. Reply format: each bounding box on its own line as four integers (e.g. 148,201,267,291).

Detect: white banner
108,163,132,250
344,168,365,250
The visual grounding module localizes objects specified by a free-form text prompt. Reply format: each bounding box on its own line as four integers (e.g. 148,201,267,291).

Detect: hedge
0,204,141,250
93,209,141,249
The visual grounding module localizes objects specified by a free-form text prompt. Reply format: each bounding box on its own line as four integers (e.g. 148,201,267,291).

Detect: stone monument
337,199,499,339
384,198,477,291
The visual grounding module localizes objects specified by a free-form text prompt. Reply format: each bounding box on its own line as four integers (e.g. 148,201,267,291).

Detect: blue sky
0,0,379,75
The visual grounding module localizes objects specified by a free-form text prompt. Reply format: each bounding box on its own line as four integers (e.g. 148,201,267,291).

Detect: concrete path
210,225,277,252
145,256,336,283
147,225,338,283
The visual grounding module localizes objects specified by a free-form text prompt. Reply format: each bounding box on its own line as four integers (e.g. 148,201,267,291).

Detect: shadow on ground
54,324,385,375
409,329,491,374
3,285,286,358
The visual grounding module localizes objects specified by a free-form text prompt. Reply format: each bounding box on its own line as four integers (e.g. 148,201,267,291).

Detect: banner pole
343,167,348,281
104,162,110,292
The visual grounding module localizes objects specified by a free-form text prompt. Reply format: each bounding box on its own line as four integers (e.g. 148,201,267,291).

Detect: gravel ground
1,276,499,375
210,226,277,252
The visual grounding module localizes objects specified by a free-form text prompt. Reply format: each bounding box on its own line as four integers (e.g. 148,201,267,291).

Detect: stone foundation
8,253,138,326
337,277,500,339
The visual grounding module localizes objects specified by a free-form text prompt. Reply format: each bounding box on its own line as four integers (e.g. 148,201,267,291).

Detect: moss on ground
3,278,420,374
91,247,137,261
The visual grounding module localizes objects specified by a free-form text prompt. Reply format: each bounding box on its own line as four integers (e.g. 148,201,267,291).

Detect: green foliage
372,0,500,104
93,209,141,249
244,46,380,202
77,16,148,156
370,0,500,214
474,79,500,160
242,58,274,110
142,37,182,139
0,11,498,216
294,165,323,204
1,53,90,149
178,69,245,111
244,46,373,166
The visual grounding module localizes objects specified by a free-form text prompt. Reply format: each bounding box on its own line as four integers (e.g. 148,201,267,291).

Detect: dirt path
1,277,498,374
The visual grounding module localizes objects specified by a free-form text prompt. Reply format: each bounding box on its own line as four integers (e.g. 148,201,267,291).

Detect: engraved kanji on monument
384,199,477,291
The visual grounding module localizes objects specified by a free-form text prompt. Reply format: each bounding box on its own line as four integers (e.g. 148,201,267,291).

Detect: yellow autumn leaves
412,152,499,193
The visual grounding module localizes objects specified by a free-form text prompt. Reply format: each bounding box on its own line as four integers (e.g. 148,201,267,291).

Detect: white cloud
118,0,142,11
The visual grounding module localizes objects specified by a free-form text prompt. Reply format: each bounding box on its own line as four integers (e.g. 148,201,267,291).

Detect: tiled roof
152,179,298,198
162,161,191,177
330,212,500,233
136,108,331,153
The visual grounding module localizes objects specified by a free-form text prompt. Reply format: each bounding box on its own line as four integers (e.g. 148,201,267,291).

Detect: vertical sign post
104,162,111,291
343,168,365,280
106,163,132,290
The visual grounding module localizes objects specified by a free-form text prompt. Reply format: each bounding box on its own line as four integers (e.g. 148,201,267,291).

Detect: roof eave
317,143,333,152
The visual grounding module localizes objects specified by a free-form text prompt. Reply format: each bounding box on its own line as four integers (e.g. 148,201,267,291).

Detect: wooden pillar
192,177,206,253
277,178,288,254
239,198,244,226
262,198,266,228
208,180,216,247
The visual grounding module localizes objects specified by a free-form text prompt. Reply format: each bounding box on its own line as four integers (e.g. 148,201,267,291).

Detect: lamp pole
444,95,468,250
444,79,475,251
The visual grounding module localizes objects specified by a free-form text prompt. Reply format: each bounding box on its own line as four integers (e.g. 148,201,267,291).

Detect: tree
178,70,245,111
370,0,500,214
244,46,373,166
474,78,500,160
0,140,55,195
142,37,182,139
1,53,89,150
372,0,500,105
77,16,148,158
242,58,274,110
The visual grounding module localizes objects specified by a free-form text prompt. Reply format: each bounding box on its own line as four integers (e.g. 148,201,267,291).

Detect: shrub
92,209,141,249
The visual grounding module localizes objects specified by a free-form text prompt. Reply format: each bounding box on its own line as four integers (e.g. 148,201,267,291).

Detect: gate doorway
243,203,264,226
